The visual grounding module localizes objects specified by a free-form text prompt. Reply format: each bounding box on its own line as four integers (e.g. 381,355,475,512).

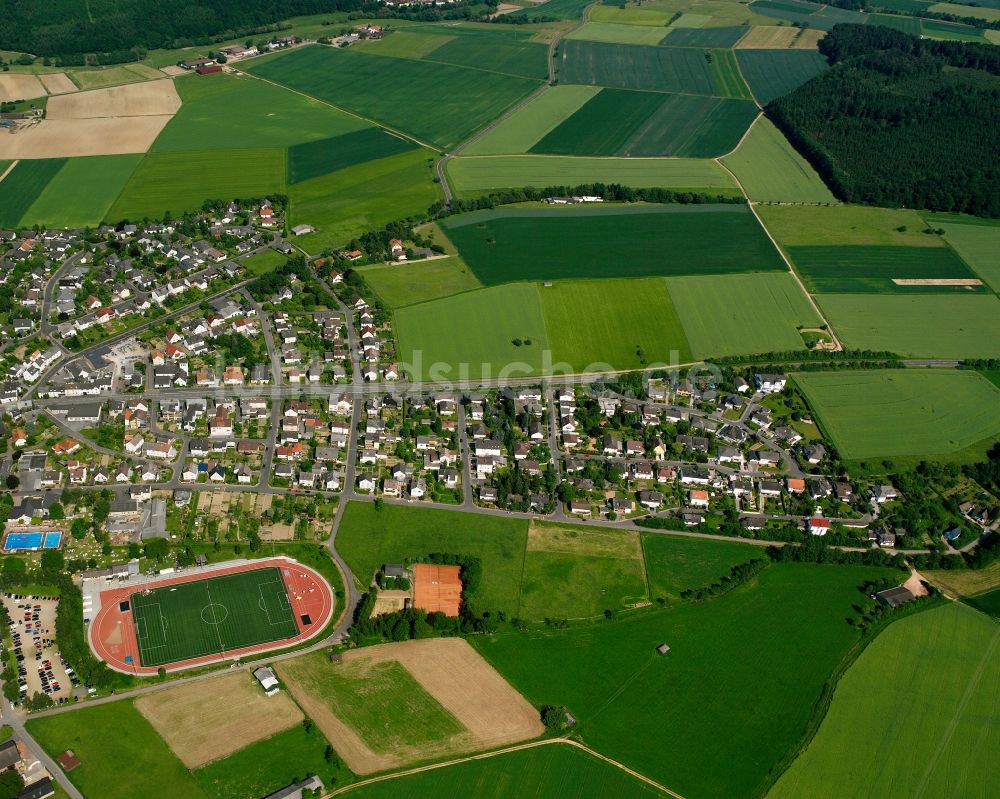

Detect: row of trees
679,559,767,602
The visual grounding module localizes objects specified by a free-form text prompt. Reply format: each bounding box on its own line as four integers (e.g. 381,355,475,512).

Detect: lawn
246,46,542,150
938,221,1000,290
788,244,981,293
532,88,759,157
278,651,463,755
735,48,830,105
359,257,482,309
0,158,66,227
393,283,550,380
792,369,1000,460
288,149,440,254
151,72,368,152
447,155,740,196
462,85,601,155
816,293,1000,358
131,566,299,667
20,154,143,228
473,563,894,799
768,603,999,799
108,148,285,220
28,701,207,799
336,502,528,615
242,248,289,276
287,127,419,184
442,205,784,285
539,278,694,370
347,742,666,798
642,534,763,602
666,272,822,358
721,117,835,203
758,204,960,248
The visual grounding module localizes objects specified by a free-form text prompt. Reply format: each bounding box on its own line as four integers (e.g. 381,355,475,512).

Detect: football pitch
131,567,299,667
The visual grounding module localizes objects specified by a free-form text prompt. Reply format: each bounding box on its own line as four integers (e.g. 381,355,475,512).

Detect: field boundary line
731,50,762,109
0,160,18,183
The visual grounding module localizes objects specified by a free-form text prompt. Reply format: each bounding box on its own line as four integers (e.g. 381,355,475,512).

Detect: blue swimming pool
3,531,62,552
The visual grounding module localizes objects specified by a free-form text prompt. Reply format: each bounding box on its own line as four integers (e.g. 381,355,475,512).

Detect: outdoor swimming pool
2,531,63,552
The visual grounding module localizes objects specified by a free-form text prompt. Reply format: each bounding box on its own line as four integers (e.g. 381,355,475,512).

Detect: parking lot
2,594,78,704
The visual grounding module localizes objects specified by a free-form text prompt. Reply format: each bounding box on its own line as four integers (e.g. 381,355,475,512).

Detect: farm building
196,64,223,76
253,666,280,696
262,776,324,799
875,586,916,608
412,563,462,617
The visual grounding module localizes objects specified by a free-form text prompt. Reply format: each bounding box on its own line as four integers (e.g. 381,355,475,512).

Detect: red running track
88,557,334,676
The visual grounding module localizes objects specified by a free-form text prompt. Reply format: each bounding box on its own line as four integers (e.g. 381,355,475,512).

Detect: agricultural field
735,49,829,106
795,369,1000,462
360,257,482,309
567,21,678,46
349,742,667,798
70,63,164,90
410,26,550,79
721,117,836,203
394,283,549,380
968,588,1000,618
531,88,759,157
816,294,1000,359
0,158,67,227
287,127,419,184
108,148,285,220
925,559,1000,601
665,272,823,358
509,0,592,21
642,534,763,602
447,155,740,196
757,204,957,247
661,26,749,47
473,563,896,799
768,603,999,799
539,278,694,369
246,45,543,149
520,523,648,620
938,221,1000,290
735,26,825,49
19,154,143,228
787,245,982,293
336,502,529,615
441,205,784,285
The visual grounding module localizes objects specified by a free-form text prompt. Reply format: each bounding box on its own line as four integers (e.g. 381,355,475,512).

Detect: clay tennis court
412,563,463,616
46,79,181,119
135,671,304,767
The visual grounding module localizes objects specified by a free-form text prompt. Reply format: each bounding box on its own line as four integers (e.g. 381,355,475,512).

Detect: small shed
253,666,280,696
656,643,670,656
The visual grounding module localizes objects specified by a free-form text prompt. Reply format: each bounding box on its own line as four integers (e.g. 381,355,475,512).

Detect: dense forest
768,25,1000,217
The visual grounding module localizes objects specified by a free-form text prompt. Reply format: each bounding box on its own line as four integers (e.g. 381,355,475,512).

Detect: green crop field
19,154,143,228
667,272,822,358
721,117,836,203
758,204,957,247
642,534,763,601
510,0,592,21
968,588,1000,618
708,48,754,100
394,283,550,380
788,244,980,293
442,205,784,285
768,603,999,799
354,29,456,59
288,128,419,184
0,158,66,227
567,21,677,46
532,88,759,157
415,27,550,79
463,85,601,155
868,12,923,32
360,257,482,308
793,369,1000,460
735,49,829,105
939,222,1000,290
28,701,207,799
152,73,368,152
474,563,895,799
817,293,1000,359
336,502,528,615
921,18,987,40
348,741,666,798
278,651,463,754
661,26,748,47
448,155,740,196
539,278,694,370
131,566,299,667
247,46,542,149
108,148,285,220
288,149,439,253
556,40,721,96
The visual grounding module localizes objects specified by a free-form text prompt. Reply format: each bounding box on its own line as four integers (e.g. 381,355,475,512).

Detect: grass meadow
539,278,694,369
642,534,762,601
442,205,784,285
925,559,1000,600
758,204,961,247
20,154,143,227
348,742,666,798
0,158,66,227
768,603,998,799
666,272,822,358
793,369,1000,460
242,248,288,277
108,148,285,220
735,48,830,105
360,257,482,308
967,588,1000,618
447,155,740,196
287,127,419,184
473,563,895,799
721,117,835,203
816,293,1000,358
336,502,529,615
938,221,1000,290
247,46,542,149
